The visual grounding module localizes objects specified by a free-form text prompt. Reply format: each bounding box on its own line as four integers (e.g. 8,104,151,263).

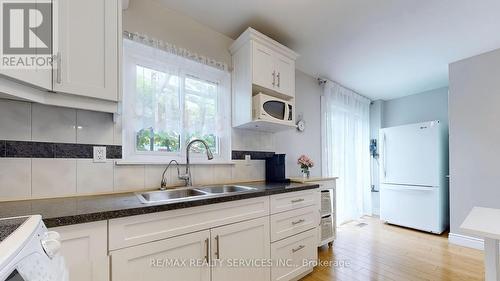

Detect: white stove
0,215,68,281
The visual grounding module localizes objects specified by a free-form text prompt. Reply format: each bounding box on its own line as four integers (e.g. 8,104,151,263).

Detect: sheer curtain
321,81,372,225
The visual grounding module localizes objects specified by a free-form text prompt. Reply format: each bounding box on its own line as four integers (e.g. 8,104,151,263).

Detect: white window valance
123,31,229,72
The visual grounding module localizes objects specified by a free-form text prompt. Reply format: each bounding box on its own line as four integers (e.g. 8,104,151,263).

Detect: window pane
184,76,218,153
135,65,181,152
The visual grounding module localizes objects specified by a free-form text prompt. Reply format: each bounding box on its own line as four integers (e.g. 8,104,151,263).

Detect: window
122,39,231,162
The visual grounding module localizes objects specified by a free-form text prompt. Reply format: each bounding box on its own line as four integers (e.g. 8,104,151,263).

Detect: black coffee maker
265,154,290,183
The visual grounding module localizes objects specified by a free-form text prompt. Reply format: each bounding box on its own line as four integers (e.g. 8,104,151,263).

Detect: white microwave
252,93,294,125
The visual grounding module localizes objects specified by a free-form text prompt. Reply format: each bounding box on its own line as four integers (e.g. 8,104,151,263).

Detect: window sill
115,159,236,165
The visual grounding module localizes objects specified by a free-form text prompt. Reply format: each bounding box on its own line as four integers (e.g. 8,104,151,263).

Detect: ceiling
156,0,500,100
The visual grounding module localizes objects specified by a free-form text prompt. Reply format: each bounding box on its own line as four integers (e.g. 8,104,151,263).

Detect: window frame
122,39,231,163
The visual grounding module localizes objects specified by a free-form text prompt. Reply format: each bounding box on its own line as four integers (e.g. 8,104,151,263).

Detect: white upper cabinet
230,28,299,131
54,0,119,101
273,53,295,99
252,42,276,91
231,28,298,100
0,0,120,112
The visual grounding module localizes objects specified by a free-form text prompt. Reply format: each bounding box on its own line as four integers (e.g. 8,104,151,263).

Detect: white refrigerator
379,120,449,234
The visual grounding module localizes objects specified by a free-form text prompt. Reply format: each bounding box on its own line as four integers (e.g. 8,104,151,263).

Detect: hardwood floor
302,217,484,281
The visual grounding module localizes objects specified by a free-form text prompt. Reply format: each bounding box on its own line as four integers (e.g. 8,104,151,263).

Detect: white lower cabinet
211,216,270,281
271,229,318,281
50,221,109,281
110,216,270,281
110,230,211,281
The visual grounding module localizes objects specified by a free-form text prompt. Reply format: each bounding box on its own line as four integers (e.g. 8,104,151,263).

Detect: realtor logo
0,0,55,69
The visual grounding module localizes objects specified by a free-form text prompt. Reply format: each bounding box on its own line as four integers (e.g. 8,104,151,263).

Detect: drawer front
109,196,269,250
271,228,318,281
270,190,317,214
270,205,319,242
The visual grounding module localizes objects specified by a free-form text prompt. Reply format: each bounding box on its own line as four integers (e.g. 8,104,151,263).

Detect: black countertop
0,182,318,228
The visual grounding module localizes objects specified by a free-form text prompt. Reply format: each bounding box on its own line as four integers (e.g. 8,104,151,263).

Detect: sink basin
137,188,210,204
195,185,257,194
136,185,257,204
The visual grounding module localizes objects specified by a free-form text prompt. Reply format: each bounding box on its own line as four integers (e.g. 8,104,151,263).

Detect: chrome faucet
160,160,181,190
183,139,214,186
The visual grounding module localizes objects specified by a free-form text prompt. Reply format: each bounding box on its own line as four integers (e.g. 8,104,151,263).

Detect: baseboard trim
448,232,484,250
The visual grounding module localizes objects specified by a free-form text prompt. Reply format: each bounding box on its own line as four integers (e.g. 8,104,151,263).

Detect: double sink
136,185,257,204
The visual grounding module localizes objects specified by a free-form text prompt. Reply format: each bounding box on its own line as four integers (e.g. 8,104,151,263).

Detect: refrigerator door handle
383,185,436,191
383,133,387,178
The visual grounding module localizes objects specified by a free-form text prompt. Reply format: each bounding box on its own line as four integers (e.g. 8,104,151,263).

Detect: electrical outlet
93,146,107,163
245,154,251,165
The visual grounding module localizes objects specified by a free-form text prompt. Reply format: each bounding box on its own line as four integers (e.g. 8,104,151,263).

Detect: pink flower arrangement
298,155,314,169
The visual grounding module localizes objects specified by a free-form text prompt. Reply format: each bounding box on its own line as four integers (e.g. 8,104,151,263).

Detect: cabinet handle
204,238,209,263
291,198,305,203
215,235,220,259
272,71,276,87
292,219,305,225
277,72,280,88
292,245,305,253
56,52,62,84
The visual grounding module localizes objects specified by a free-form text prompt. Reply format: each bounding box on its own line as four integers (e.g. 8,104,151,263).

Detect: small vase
301,169,310,179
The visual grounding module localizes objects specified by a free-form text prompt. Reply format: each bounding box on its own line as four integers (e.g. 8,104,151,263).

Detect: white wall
123,0,233,66
448,48,500,237
382,87,449,128
274,70,322,178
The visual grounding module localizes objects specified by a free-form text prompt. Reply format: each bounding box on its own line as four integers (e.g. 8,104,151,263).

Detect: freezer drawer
380,184,446,234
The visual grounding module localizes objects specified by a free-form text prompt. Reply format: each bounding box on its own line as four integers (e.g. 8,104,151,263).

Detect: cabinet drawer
270,205,319,242
109,196,269,250
271,228,317,281
270,190,317,214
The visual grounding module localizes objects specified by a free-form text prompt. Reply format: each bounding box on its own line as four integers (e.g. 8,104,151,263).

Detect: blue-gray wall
382,87,449,128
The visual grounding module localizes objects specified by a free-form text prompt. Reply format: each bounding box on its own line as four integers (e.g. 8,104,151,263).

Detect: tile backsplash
0,98,273,201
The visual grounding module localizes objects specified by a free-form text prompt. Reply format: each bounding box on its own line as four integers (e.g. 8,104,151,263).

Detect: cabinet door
50,221,109,281
111,230,210,281
211,216,270,281
252,41,276,91
0,0,52,90
53,0,118,101
274,53,295,98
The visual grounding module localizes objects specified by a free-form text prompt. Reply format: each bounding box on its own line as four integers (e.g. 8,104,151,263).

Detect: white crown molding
229,27,299,60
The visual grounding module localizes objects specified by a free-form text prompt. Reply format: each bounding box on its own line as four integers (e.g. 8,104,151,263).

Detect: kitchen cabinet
111,230,210,281
252,42,276,91
230,27,299,131
54,0,119,101
211,217,270,281
269,189,320,281
251,41,295,99
0,0,120,113
50,221,109,281
111,217,270,281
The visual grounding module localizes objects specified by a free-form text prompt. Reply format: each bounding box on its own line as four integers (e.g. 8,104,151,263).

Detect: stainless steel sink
195,185,257,194
136,185,257,204
136,188,210,204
